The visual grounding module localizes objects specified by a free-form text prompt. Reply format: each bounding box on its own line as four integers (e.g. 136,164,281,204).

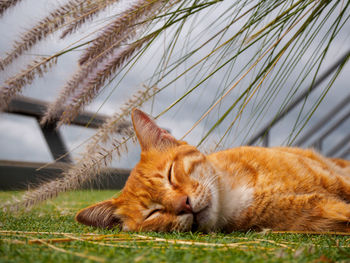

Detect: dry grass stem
0,230,97,236
135,234,262,247
28,238,77,244
270,230,350,236
1,238,26,245
3,229,350,256
63,233,142,249
63,233,277,251
35,239,106,262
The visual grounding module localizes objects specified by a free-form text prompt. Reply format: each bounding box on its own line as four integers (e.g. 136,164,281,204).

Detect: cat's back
207,146,349,190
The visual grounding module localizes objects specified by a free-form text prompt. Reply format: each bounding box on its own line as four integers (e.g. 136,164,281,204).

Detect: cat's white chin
192,189,220,232
193,205,215,232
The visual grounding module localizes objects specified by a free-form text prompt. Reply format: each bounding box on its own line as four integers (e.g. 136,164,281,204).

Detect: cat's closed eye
168,163,174,186
146,209,162,219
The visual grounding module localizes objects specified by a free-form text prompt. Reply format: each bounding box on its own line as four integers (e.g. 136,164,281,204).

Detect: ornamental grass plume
60,0,122,39
0,0,126,71
78,0,172,65
0,0,160,209
0,0,124,109
2,85,159,211
0,56,57,109
59,34,156,126
3,137,128,212
0,0,23,17
41,23,140,125
41,0,172,125
0,0,87,70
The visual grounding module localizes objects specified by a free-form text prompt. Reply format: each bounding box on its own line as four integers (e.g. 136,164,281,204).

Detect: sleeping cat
76,109,350,232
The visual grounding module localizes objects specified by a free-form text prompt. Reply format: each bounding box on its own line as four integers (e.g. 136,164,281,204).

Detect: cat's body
76,109,350,233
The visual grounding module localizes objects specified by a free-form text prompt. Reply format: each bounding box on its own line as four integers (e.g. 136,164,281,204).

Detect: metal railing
1,96,132,190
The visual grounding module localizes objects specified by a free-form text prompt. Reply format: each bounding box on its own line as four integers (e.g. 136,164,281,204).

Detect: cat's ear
131,109,179,151
75,199,122,229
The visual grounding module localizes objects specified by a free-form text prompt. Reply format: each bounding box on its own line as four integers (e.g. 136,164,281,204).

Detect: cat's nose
175,196,193,215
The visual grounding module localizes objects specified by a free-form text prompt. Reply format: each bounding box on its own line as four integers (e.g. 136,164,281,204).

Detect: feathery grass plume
3,85,159,211
2,136,130,212
60,0,122,39
41,0,173,124
0,56,57,110
0,0,23,17
40,61,95,125
58,33,156,126
41,23,140,125
79,0,172,66
0,0,93,70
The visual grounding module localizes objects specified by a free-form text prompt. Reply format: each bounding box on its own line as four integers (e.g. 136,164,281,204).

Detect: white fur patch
220,184,254,221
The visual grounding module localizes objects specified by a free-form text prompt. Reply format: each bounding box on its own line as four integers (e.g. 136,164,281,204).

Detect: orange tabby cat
76,109,350,232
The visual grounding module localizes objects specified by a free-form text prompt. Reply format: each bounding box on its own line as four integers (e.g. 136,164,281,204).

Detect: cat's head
75,109,220,232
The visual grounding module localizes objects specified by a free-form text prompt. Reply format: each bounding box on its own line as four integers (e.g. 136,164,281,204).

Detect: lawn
1,190,350,262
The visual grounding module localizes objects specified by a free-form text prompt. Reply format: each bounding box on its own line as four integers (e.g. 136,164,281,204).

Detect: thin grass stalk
242,9,330,144
288,2,348,143
35,239,106,262
246,0,312,43
212,51,285,148
181,0,324,141
154,1,299,119
289,61,347,146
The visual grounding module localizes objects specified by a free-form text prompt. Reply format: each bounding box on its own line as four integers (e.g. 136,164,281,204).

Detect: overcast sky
0,0,349,169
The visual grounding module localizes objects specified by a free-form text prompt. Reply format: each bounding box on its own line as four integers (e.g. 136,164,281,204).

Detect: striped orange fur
76,109,350,232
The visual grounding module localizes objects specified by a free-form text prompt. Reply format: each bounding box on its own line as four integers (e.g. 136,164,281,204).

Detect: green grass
1,191,350,262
